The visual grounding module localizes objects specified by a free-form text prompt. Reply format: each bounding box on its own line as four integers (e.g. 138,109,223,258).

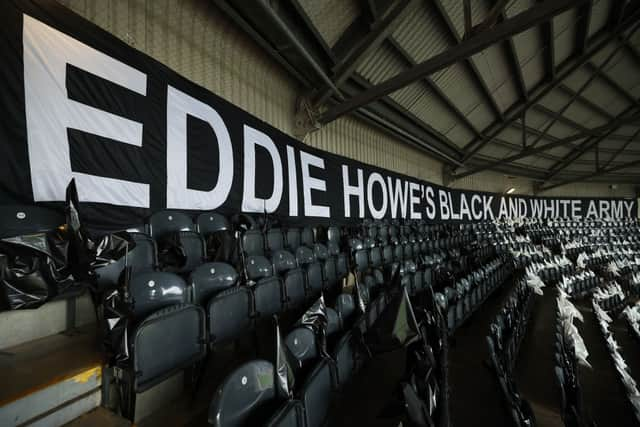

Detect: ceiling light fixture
506,187,516,194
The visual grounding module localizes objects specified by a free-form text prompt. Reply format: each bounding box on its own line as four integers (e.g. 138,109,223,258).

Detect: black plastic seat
208,359,280,427
286,228,302,251
301,360,333,427
127,272,206,392
95,232,157,289
301,227,314,247
207,286,253,345
243,230,265,256
273,250,306,309
326,307,341,336
149,211,205,273
189,262,238,305
327,227,341,244
267,229,285,253
247,255,283,317
335,294,356,328
354,249,369,272
285,327,318,375
333,332,355,387
264,400,305,427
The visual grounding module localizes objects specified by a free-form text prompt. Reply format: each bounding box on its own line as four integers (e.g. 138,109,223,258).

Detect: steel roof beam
455,107,640,178
539,158,640,192
601,127,640,170
318,0,586,124
532,104,629,140
496,5,529,101
584,61,639,107
575,1,592,54
387,37,483,138
431,0,504,120
556,84,614,120
459,11,640,166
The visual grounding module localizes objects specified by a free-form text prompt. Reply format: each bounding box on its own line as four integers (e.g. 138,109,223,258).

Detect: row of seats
592,282,627,313
557,270,601,299
592,299,640,422
486,278,537,427
554,292,591,427
443,257,513,334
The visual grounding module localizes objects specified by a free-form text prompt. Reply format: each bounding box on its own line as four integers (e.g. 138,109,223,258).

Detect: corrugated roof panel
524,109,552,129
564,101,603,128
440,0,489,41
582,78,625,113
616,126,640,137
505,0,536,16
472,46,520,110
588,0,613,37
466,102,494,131
406,89,457,135
478,144,515,159
444,124,475,148
546,145,573,158
356,43,404,84
388,81,429,111
546,121,576,139
432,63,484,115
603,53,640,91
296,0,360,47
392,1,450,63
591,41,622,68
538,90,572,111
563,67,592,92
553,8,578,65
513,28,546,90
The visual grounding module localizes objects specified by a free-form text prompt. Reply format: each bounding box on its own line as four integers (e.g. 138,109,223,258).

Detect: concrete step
64,407,130,427
0,324,103,426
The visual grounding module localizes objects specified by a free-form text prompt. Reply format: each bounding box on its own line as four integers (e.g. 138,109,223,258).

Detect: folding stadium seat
301,227,314,248
267,228,285,253
332,331,356,389
189,263,254,346
208,360,281,427
242,229,265,256
327,226,341,244
285,327,319,379
354,248,369,272
264,400,305,427
335,293,356,329
247,255,284,317
300,359,333,427
126,271,206,392
273,250,306,310
96,232,157,289
394,244,404,263
335,250,350,280
295,246,324,299
149,211,206,273
196,212,234,262
326,307,341,337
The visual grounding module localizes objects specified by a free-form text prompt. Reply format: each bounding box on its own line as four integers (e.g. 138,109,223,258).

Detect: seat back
95,232,157,289
326,307,341,336
333,332,355,387
354,249,369,272
254,276,284,317
208,360,279,427
243,230,265,256
264,400,304,427
0,205,65,238
133,303,206,392
267,229,285,253
272,250,297,275
301,360,333,427
301,227,314,247
196,212,230,235
246,255,273,281
286,228,301,251
283,268,306,309
149,211,194,238
207,286,253,345
285,327,318,371
327,227,340,243
295,246,315,266
305,263,324,297
369,247,383,268
189,262,238,305
129,272,188,319
335,294,355,326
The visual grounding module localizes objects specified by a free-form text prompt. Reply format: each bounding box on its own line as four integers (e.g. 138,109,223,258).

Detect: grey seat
285,327,318,373
335,293,355,327
96,232,157,289
301,227,314,247
354,249,369,272
267,229,285,253
301,360,333,427
285,228,301,251
243,230,265,256
333,332,355,387
335,253,349,279
273,250,306,309
133,303,206,392
247,255,283,317
264,400,305,427
326,307,341,336
327,227,340,244
295,246,323,298
208,360,279,427
189,262,238,306
196,212,230,235
149,211,205,273
128,272,205,392
207,286,253,345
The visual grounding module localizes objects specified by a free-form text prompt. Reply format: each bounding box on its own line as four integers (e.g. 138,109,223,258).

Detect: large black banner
0,1,637,230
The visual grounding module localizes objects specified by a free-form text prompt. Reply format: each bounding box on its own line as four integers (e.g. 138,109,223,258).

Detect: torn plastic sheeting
296,295,329,358
275,318,295,397
525,274,545,296
0,232,79,310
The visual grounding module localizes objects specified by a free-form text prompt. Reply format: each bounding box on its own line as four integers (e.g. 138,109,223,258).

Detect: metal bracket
293,96,322,140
